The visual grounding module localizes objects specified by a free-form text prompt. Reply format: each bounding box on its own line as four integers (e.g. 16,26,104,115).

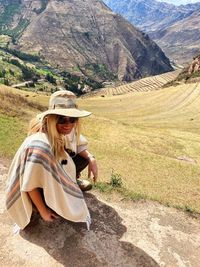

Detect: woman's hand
28,188,59,222
88,157,98,183
39,207,59,222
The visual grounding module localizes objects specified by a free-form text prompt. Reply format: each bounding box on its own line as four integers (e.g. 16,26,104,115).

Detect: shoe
77,179,92,192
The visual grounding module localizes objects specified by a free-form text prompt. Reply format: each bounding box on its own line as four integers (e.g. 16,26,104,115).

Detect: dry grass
79,82,200,212
0,87,46,117
0,85,48,157
84,70,181,97
1,81,200,212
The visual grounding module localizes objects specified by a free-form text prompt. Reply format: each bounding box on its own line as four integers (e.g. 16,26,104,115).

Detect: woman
6,90,98,230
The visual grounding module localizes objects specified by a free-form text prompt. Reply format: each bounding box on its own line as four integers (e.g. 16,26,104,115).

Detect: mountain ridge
104,0,200,64
0,0,173,83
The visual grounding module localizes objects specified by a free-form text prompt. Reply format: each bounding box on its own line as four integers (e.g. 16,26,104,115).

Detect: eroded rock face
0,0,173,81
188,55,200,75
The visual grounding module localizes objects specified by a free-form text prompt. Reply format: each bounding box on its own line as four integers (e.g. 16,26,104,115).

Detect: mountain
0,0,172,83
104,0,200,64
103,0,200,33
157,0,200,5
152,10,200,65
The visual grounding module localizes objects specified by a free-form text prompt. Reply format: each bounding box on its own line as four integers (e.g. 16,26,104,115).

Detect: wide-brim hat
37,90,91,121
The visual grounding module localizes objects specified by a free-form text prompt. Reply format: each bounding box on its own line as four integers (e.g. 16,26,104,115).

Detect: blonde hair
45,115,81,161
44,115,65,160
28,115,81,161
27,117,42,136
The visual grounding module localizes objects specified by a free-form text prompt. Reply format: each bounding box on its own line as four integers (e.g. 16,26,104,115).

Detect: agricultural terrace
80,80,200,213
87,70,180,97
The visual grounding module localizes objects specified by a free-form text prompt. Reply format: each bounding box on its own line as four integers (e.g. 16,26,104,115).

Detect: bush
45,73,57,84
110,170,123,188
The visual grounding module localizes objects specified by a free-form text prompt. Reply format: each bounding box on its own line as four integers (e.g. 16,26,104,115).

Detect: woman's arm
78,149,98,183
28,188,59,222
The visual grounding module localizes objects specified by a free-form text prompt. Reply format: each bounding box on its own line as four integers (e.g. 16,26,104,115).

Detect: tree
45,73,57,84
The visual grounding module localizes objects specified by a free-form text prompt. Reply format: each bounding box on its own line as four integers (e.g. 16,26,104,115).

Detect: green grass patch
94,183,147,202
94,169,146,201
0,115,27,158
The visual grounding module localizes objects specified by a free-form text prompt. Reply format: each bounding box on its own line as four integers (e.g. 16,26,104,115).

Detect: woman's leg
72,154,89,178
72,155,92,191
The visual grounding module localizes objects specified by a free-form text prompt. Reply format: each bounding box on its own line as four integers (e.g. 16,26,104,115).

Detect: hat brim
37,108,91,121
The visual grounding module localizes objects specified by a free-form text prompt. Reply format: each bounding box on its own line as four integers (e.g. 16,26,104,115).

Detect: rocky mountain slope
153,9,200,65
172,53,200,84
104,0,200,64
0,0,173,82
104,0,200,34
188,54,200,74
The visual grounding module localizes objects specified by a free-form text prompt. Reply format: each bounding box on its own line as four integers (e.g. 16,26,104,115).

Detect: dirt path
0,159,200,267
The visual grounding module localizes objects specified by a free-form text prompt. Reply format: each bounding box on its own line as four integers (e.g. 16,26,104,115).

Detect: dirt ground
0,159,200,267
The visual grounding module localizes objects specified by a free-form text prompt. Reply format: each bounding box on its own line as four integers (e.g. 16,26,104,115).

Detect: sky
157,0,200,5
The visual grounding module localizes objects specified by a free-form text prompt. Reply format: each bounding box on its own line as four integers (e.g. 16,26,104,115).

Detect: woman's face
56,116,78,135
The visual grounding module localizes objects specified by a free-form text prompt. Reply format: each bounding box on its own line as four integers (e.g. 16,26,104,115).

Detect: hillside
164,53,200,86
153,10,200,64
104,0,200,64
0,0,173,82
0,35,103,94
1,77,200,212
104,0,200,34
0,81,200,266
86,70,180,97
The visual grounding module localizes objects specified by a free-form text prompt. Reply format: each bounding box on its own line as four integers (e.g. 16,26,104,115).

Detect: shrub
45,73,57,84
110,170,123,188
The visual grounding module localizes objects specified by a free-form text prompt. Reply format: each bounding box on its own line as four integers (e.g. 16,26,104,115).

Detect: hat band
52,103,77,109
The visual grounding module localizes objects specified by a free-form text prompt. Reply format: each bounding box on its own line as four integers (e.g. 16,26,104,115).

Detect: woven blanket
6,132,91,229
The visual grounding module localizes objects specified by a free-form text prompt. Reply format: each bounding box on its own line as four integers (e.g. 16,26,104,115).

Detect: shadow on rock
20,193,159,267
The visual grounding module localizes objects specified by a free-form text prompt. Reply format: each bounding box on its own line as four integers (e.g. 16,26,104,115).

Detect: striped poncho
6,132,91,229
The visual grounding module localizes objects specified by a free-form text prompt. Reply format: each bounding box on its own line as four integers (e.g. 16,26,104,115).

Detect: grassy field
1,81,200,213
80,82,200,213
0,86,48,158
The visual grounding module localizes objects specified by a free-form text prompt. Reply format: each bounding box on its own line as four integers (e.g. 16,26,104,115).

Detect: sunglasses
57,116,78,124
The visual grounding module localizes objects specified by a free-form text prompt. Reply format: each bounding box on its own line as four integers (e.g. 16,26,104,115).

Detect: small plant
94,182,112,193
184,205,194,214
110,170,123,188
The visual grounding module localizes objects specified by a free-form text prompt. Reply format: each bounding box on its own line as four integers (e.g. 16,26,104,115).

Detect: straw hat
37,90,91,120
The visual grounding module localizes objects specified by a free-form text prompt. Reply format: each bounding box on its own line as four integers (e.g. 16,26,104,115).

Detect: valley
0,0,173,84
0,1,200,266
104,0,200,65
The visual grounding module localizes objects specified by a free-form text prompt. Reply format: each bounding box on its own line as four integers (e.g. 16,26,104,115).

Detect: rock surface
188,54,200,74
0,159,200,267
